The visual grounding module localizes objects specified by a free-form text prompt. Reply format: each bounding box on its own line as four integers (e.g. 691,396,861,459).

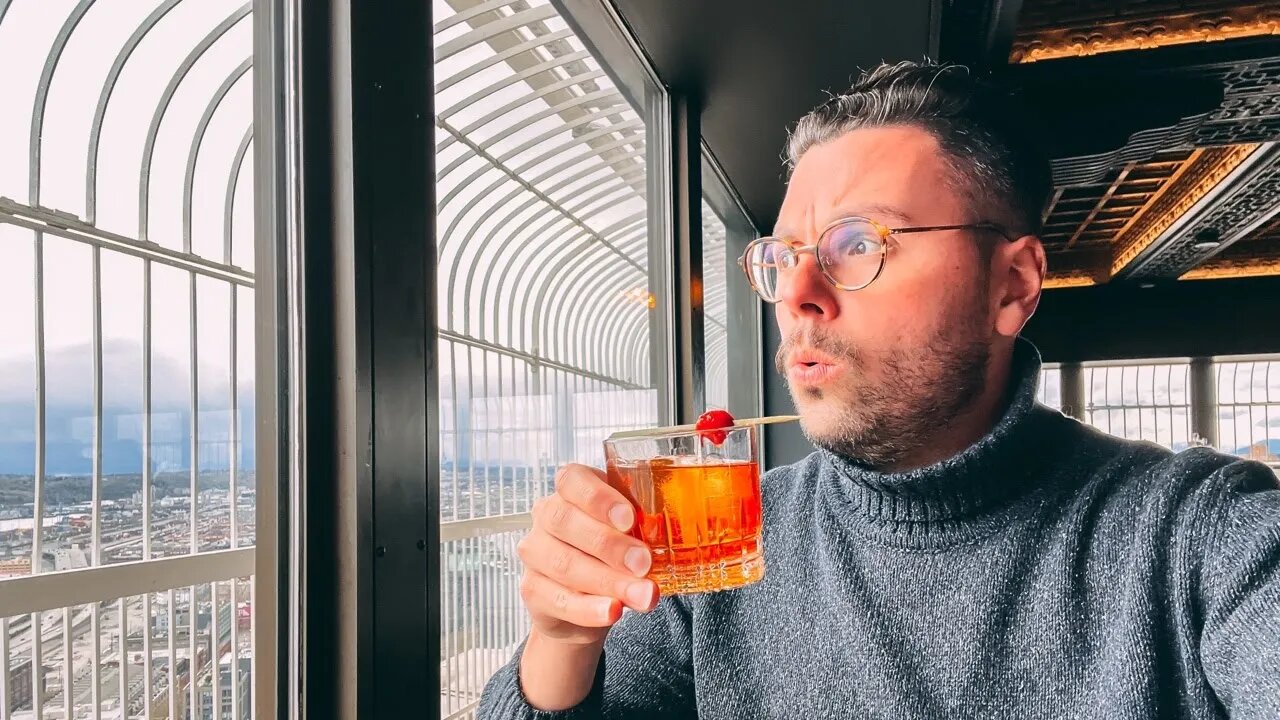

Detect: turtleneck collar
819,336,1060,535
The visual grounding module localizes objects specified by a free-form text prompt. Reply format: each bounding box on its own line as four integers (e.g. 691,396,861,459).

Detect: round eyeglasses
738,216,1011,303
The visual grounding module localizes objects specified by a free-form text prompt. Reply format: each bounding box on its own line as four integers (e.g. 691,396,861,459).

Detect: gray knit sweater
478,340,1280,719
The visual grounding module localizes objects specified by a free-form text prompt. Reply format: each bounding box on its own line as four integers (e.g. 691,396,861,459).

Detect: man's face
772,125,999,466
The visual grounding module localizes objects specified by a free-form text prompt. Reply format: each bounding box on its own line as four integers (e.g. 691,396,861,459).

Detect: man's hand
515,463,659,710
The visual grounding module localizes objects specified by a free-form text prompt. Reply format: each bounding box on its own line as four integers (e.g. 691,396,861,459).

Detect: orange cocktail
604,424,764,595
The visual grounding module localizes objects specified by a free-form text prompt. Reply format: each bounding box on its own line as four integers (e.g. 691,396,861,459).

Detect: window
701,158,762,421
1038,366,1062,410
1083,361,1192,449
703,200,730,412
433,1,667,714
0,2,257,717
1216,360,1280,465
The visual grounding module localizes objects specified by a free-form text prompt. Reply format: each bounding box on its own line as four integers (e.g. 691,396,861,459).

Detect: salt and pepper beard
775,287,992,469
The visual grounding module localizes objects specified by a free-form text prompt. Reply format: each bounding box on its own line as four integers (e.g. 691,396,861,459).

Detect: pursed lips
787,348,841,385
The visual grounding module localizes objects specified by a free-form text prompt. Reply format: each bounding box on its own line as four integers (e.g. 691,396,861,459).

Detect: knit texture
478,339,1280,719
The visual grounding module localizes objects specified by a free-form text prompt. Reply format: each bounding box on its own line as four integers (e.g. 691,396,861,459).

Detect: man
479,60,1280,718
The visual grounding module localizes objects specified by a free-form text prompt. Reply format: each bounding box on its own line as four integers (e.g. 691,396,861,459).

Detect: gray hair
786,60,1052,236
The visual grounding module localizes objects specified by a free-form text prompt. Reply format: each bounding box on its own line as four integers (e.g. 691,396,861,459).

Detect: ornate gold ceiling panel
1012,2,1280,63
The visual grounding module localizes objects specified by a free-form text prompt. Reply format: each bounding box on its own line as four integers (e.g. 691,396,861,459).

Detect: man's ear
994,234,1045,338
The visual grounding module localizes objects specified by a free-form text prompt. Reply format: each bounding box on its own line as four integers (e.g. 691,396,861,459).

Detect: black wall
1026,276,1280,363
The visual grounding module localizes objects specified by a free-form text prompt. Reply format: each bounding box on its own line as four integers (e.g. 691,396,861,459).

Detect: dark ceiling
608,0,1280,290
609,0,939,229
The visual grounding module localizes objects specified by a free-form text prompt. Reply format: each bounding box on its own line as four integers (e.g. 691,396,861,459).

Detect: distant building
1245,440,1280,463
0,557,30,578
7,659,44,712
53,546,89,571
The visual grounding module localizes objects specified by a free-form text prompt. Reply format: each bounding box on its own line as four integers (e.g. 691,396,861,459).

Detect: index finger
554,463,635,531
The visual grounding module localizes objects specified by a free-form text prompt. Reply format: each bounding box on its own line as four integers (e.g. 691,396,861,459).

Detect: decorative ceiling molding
1011,4,1280,63
1109,143,1260,276
1192,55,1280,145
1181,256,1280,280
1043,275,1097,289
1134,142,1280,278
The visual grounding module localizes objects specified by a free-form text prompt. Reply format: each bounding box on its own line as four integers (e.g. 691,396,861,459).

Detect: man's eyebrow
773,205,914,238
821,204,912,226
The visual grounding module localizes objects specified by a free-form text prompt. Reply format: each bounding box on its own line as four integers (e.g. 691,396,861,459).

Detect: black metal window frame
255,0,762,717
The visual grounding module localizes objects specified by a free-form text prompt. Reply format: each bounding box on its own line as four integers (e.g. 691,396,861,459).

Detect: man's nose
776,251,839,320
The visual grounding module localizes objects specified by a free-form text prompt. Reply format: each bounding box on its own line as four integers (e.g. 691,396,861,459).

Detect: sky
0,0,255,377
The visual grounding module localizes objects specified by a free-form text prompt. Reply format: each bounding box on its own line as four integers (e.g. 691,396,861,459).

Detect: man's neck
879,349,1015,473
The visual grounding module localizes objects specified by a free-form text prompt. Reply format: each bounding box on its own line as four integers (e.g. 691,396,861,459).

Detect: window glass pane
703,200,730,412
1083,362,1191,449
701,160,761,422
1038,367,1062,410
1216,360,1280,464
434,0,664,711
0,3,260,716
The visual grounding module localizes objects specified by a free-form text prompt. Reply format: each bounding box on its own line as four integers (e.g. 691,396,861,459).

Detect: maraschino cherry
695,408,735,446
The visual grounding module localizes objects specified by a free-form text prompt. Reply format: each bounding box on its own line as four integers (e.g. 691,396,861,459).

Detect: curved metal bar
476,174,640,353
184,57,252,252
139,4,250,242
436,27,574,94
505,200,645,355
224,126,253,265
433,0,523,34
440,49,591,120
441,76,619,158
437,85,619,173
453,160,644,331
435,4,557,62
511,212,646,356
577,221,650,374
29,0,97,203
469,162,644,343
86,0,185,223
558,225,647,373
437,122,640,267
622,313,653,385
572,232,649,376
530,210,644,366
438,93,624,212
438,113,644,268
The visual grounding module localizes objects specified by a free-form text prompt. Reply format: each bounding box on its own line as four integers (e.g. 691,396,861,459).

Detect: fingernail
626,582,654,611
624,546,650,577
599,598,617,622
608,504,633,531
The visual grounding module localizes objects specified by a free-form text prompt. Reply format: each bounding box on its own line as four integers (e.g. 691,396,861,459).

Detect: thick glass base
651,553,765,595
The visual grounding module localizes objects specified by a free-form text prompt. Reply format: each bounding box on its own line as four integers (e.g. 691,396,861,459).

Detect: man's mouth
788,349,841,385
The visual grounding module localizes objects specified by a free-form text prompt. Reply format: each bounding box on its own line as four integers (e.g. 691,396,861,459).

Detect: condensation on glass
0,1,257,717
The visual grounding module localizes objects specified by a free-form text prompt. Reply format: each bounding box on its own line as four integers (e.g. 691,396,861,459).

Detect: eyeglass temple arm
890,222,1014,241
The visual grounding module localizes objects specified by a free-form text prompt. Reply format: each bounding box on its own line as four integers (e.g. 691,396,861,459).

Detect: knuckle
599,572,618,597
515,537,531,562
575,479,600,507
585,527,608,556
519,575,536,604
551,549,572,576
548,499,571,531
